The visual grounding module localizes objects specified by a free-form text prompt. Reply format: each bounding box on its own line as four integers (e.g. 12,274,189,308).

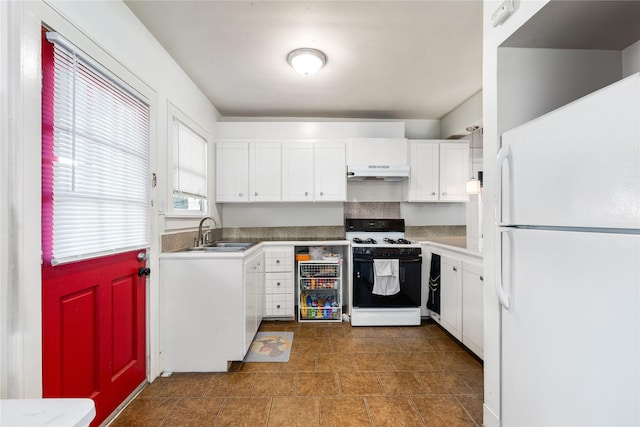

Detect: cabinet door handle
276,304,281,309
442,192,447,196
304,191,308,196
239,192,244,197
276,259,280,264
431,192,436,196
254,192,258,196
319,191,324,196
480,276,484,281
452,266,457,272
276,282,281,286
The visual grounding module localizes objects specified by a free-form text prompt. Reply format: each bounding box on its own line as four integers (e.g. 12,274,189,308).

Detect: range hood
347,164,410,181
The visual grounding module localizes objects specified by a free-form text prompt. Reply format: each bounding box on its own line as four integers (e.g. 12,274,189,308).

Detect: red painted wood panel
42,250,146,426
60,287,99,397
111,276,135,376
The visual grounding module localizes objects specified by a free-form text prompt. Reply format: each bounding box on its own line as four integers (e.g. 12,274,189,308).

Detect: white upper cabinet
439,142,469,201
282,142,314,201
314,142,346,201
217,140,346,203
408,140,469,202
408,141,439,201
250,142,281,201
216,142,249,202
216,141,281,202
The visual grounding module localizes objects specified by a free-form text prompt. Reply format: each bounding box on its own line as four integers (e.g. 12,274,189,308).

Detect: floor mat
243,331,293,363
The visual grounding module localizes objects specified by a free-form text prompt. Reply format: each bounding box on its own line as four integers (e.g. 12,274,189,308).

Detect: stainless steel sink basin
176,242,256,253
206,242,255,249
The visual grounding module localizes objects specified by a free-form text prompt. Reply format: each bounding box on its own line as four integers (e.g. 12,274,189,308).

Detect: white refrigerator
496,73,640,426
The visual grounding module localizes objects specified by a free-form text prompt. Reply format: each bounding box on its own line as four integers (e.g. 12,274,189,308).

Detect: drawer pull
277,282,281,286
276,259,280,264
276,304,281,309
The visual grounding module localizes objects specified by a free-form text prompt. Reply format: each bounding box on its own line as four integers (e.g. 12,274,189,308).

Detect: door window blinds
43,32,150,265
172,118,208,212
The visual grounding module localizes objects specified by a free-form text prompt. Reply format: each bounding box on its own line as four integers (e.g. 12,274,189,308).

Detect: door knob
138,267,151,277
137,251,147,261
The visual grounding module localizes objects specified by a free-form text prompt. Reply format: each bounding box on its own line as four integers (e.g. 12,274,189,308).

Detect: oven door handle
395,258,422,263
353,257,422,263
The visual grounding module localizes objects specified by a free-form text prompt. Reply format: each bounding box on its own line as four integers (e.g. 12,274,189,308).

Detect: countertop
162,237,483,259
416,237,483,259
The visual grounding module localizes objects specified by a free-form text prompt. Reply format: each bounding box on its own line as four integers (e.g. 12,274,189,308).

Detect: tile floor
110,320,483,426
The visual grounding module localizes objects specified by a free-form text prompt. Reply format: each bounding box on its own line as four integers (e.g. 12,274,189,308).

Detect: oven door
352,254,422,308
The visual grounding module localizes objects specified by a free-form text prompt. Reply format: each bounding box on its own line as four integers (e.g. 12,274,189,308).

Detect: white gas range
346,219,422,326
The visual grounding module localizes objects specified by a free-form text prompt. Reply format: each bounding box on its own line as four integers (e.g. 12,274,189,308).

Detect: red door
41,27,149,426
42,251,147,426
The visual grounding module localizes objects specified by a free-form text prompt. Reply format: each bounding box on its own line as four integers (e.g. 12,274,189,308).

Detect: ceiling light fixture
287,48,327,76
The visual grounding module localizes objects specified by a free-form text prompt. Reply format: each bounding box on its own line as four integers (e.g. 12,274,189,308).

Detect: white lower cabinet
440,255,463,341
243,250,264,355
462,261,483,358
160,249,265,372
427,247,484,359
263,246,295,319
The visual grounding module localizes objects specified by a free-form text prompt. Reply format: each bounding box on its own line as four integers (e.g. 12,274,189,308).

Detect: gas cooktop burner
353,237,377,244
346,218,419,248
383,237,413,245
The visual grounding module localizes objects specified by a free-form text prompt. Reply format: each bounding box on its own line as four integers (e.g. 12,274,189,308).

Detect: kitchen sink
206,242,255,248
176,242,256,253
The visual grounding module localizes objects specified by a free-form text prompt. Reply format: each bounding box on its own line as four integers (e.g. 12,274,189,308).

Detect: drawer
265,294,294,316
264,249,293,272
266,272,294,293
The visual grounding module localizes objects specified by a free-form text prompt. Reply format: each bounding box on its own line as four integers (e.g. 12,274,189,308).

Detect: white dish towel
372,259,400,296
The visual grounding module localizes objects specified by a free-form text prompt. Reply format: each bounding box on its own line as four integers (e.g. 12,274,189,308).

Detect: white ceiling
124,0,483,120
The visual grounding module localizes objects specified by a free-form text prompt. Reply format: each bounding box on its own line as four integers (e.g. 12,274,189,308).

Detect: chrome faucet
196,216,219,247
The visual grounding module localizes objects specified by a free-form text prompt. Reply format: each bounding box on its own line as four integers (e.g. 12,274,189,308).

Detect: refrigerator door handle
495,227,512,310
496,143,511,226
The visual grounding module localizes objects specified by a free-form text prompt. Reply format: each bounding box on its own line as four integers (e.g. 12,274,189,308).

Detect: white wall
623,40,640,77
440,90,483,138
402,203,466,226
220,117,441,139
498,47,621,134
1,0,220,398
222,203,344,227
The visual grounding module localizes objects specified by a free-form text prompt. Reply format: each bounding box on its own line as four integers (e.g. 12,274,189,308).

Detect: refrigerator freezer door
499,73,639,229
501,229,639,426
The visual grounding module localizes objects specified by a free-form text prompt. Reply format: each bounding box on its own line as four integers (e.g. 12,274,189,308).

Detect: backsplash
222,226,344,241
162,201,466,252
406,225,465,237
162,228,223,252
344,202,400,218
